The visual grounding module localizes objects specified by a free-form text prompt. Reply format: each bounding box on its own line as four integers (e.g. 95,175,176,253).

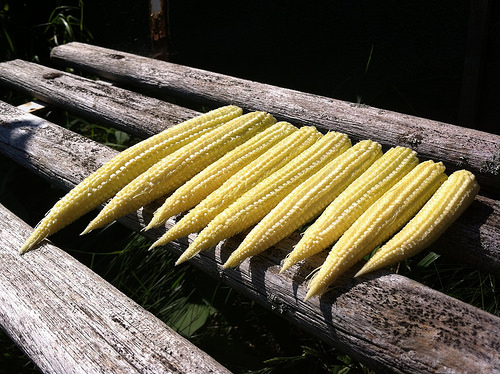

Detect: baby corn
82,111,275,234
145,122,297,230
224,140,382,268
355,169,479,277
175,131,351,265
149,126,322,247
19,105,242,253
282,146,419,272
305,160,447,301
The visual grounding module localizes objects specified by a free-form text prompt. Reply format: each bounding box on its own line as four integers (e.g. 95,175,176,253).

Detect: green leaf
417,252,441,268
167,302,216,337
114,130,130,145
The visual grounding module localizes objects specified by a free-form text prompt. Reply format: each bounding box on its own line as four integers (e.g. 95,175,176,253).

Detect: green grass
42,2,92,48
401,252,498,316
0,0,92,64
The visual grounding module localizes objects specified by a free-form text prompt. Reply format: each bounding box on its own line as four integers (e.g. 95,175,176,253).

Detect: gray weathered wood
0,59,199,139
50,42,500,194
1,101,499,374
0,212,231,372
0,205,232,374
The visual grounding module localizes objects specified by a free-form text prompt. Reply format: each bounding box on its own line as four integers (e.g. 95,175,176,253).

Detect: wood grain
50,42,500,194
0,214,231,373
0,59,198,138
1,101,498,374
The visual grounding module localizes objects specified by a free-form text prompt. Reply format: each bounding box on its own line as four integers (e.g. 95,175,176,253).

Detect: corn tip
223,250,246,268
19,243,30,255
154,229,182,247
80,226,93,235
143,222,155,231
353,267,368,278
20,233,48,254
303,288,316,302
304,279,325,301
280,261,292,273
175,254,190,266
150,231,177,248
148,240,160,251
223,255,244,268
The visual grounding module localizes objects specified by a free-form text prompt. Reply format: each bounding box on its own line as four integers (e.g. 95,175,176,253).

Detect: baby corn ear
305,160,447,301
19,105,242,254
82,111,275,234
281,146,418,272
355,169,479,277
145,122,297,230
223,139,382,269
175,131,351,265
149,125,322,248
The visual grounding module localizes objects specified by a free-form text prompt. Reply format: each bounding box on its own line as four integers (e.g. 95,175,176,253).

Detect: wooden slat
0,204,232,374
50,42,500,195
1,101,498,374
0,162,231,374
0,59,199,139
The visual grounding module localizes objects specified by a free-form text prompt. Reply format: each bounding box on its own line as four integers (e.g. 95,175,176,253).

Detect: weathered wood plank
0,59,199,138
1,101,499,373
0,99,117,192
50,42,500,195
0,216,232,372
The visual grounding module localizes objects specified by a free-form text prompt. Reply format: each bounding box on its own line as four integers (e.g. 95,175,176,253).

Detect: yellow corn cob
175,131,352,265
82,111,275,234
223,140,382,268
149,126,323,247
355,169,479,277
144,122,297,230
19,105,242,254
281,146,419,272
305,160,447,301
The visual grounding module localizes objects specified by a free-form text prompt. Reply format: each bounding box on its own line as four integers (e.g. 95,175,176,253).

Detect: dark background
84,0,499,135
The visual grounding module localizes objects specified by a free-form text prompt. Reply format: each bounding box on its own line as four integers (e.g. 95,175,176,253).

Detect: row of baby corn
20,105,480,300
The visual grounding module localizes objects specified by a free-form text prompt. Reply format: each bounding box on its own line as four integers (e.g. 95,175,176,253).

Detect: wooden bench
0,42,499,373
